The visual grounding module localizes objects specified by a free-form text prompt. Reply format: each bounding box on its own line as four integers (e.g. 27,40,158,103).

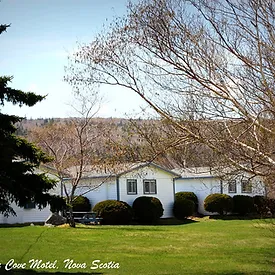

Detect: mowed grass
0,219,274,274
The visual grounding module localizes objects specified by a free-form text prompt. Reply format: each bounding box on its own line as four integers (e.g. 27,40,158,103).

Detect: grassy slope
0,219,274,274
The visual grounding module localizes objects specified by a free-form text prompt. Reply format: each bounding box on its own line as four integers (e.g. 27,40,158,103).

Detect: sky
0,0,146,119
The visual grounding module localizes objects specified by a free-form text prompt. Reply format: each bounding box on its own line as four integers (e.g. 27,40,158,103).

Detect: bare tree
29,95,114,227
108,117,218,169
65,0,275,195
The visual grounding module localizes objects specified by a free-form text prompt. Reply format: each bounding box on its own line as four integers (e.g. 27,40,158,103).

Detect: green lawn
0,218,274,274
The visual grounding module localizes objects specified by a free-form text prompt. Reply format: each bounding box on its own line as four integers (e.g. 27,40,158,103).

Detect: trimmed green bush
253,195,268,215
175,192,198,211
233,195,254,215
173,198,195,220
132,196,164,224
253,196,275,216
92,200,132,225
204,193,233,215
267,198,275,215
72,196,91,212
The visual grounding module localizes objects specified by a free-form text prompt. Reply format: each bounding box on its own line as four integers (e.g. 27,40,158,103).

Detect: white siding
175,177,221,215
222,177,266,197
175,176,266,215
1,165,267,224
107,179,118,200
72,177,117,208
119,166,175,218
0,203,52,224
0,180,61,224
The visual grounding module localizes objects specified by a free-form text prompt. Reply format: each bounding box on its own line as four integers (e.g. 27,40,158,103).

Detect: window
127,179,137,195
143,179,157,194
228,181,237,193
241,180,252,193
24,202,35,209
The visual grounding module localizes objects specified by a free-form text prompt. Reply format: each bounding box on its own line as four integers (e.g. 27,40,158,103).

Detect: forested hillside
19,117,217,169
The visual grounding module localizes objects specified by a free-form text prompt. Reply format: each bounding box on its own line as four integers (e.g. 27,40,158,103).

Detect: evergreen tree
0,24,56,216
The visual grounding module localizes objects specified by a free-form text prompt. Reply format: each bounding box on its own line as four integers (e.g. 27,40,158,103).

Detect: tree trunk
67,205,76,228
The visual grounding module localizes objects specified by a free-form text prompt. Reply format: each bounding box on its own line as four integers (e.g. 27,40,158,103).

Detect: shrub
253,195,269,215
72,196,91,212
173,198,195,220
233,195,254,215
204,193,233,215
175,192,198,211
49,195,66,213
253,196,275,216
267,198,275,215
132,196,164,224
92,200,132,225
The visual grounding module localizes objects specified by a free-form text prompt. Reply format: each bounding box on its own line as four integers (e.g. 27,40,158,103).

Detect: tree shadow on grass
0,222,44,228
0,266,103,275
200,272,275,275
154,217,198,225
208,214,273,220
75,218,198,229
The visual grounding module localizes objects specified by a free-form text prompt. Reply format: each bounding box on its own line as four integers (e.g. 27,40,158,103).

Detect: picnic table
71,212,102,225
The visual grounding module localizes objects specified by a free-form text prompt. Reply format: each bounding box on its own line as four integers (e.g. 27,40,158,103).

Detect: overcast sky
0,0,146,119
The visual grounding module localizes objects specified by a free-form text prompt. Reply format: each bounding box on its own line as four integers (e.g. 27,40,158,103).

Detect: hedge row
51,192,275,224
92,192,198,223
50,195,165,224
204,194,275,216
93,196,164,224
